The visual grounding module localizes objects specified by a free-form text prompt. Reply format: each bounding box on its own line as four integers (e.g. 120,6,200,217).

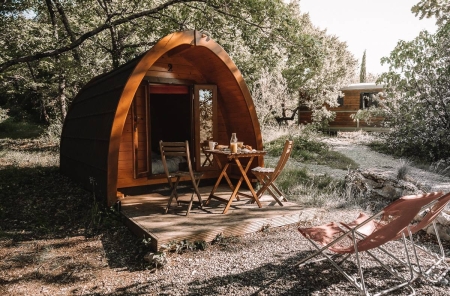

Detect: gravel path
331,138,450,193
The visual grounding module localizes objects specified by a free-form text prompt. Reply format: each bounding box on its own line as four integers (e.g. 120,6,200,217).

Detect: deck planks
120,185,309,251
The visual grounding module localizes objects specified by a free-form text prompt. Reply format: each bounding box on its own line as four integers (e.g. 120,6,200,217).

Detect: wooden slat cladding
146,53,206,83
183,47,256,145
117,83,150,181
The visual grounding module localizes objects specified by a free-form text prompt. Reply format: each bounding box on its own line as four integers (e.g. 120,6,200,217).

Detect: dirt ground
1,134,450,295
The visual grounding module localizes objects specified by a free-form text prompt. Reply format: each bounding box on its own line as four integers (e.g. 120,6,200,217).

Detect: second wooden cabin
60,30,263,206
298,83,386,132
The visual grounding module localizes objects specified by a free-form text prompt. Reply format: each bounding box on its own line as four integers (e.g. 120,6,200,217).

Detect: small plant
211,232,225,245
194,240,208,250
211,232,239,247
144,251,168,269
0,107,9,123
161,239,202,254
142,236,152,247
261,223,271,232
397,159,410,180
38,122,62,146
85,176,106,234
152,252,167,268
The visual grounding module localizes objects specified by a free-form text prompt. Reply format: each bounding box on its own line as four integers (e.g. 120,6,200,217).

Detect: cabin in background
60,30,263,206
298,83,386,132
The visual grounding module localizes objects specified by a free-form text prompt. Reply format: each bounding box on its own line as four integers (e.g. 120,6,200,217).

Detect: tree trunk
58,74,67,122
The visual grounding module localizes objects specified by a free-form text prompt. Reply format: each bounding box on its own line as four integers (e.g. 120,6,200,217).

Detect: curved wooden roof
60,30,262,206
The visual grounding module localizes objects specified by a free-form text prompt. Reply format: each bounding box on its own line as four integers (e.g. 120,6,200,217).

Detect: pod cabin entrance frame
125,83,218,184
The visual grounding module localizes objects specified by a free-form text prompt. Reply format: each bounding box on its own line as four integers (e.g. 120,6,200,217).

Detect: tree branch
0,0,205,72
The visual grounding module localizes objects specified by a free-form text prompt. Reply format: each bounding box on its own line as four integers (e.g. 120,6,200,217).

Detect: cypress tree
360,50,367,83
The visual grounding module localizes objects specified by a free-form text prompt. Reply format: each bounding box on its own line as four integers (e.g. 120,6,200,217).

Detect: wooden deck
120,185,311,251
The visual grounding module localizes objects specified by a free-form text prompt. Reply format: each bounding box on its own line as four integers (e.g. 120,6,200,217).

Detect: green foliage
0,0,356,129
161,239,206,254
0,107,8,122
377,22,450,162
142,236,152,247
412,0,450,26
210,232,240,248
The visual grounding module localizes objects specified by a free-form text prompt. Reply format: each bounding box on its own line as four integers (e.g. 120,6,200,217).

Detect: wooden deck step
120,185,313,251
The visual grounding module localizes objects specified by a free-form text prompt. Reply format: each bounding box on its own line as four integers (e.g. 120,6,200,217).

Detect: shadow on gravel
180,252,420,295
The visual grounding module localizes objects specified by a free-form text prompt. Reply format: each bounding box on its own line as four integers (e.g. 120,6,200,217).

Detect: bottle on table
230,133,238,153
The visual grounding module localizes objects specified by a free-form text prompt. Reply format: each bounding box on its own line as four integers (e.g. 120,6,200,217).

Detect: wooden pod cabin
60,30,263,206
298,83,386,131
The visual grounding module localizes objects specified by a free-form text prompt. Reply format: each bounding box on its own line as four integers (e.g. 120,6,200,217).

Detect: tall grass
261,127,372,209
264,156,363,209
0,117,45,139
265,126,358,170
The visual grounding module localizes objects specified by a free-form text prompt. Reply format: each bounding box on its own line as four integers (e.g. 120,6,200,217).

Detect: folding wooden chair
159,141,203,216
297,192,443,296
201,144,214,167
251,140,293,206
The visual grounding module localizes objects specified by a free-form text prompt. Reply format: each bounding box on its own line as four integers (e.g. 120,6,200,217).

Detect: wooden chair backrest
272,140,293,180
159,140,195,180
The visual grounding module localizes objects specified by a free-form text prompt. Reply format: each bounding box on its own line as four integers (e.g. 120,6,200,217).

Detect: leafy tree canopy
0,0,356,127
375,20,450,161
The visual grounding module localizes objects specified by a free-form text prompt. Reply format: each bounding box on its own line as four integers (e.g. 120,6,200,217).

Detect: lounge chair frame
297,192,444,295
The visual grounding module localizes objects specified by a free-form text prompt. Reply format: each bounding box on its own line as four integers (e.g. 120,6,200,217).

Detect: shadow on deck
120,185,313,251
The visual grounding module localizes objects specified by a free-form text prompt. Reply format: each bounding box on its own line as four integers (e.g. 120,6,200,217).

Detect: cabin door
194,84,218,171
130,84,192,178
131,83,150,179
148,85,192,175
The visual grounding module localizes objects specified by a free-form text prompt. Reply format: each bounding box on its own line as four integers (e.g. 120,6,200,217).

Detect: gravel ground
2,135,450,295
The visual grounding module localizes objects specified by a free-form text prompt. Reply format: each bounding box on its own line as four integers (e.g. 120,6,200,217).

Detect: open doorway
148,85,192,175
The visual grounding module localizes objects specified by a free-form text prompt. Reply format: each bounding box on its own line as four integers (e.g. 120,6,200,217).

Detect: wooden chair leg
266,185,284,206
254,174,285,206
271,183,287,201
165,176,181,214
186,177,203,216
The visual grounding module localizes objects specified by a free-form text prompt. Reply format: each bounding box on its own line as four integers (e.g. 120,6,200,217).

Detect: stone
345,169,425,201
425,223,450,241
